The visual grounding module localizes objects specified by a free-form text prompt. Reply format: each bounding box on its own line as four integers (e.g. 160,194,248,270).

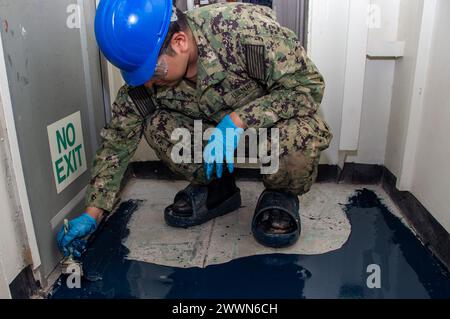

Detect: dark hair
159,8,189,56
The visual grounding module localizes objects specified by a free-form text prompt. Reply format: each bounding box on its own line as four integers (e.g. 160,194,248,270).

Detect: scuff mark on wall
2,19,8,33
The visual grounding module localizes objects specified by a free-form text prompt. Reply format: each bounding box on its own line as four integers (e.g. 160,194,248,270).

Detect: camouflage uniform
85,3,332,212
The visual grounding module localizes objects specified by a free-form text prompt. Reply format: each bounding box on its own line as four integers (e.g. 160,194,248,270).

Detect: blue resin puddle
49,189,450,299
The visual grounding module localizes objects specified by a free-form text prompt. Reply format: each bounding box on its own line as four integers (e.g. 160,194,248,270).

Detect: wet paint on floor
49,189,450,299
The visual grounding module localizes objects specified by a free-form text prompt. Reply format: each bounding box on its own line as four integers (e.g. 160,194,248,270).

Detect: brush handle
63,219,74,258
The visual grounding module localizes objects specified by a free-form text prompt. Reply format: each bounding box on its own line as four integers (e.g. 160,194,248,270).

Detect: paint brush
60,219,84,277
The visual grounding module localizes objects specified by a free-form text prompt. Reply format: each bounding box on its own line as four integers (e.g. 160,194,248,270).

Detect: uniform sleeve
85,85,144,212
234,26,325,129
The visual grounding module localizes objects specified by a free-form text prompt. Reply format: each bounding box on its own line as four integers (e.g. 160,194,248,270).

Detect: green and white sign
47,111,87,194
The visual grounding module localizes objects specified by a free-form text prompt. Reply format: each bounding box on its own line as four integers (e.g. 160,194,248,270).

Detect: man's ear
171,31,189,54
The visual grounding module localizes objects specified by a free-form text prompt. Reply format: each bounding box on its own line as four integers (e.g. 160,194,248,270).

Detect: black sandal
252,190,301,248
164,183,241,228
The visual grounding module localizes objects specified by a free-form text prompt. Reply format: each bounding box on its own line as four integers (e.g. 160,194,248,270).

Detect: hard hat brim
121,43,160,87
121,0,173,87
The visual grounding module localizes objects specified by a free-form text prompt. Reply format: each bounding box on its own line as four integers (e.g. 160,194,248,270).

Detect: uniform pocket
308,114,333,151
222,79,265,109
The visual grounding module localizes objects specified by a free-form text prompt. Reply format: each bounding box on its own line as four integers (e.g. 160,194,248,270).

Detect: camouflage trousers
144,109,332,196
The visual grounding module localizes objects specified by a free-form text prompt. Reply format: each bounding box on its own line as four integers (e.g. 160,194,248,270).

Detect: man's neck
184,62,197,84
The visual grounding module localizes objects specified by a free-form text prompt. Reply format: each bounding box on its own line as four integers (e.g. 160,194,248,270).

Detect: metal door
273,0,309,47
0,0,106,278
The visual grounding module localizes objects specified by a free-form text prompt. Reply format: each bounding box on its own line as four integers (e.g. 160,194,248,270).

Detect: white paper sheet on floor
121,180,396,268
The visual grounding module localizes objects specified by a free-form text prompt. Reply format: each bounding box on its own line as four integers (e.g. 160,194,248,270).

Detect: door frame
0,30,42,281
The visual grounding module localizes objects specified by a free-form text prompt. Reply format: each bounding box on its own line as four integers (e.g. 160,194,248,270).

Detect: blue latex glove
203,115,244,180
57,213,97,258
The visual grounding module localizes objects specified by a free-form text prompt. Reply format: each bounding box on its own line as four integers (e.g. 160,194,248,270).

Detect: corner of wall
0,93,32,284
383,0,424,179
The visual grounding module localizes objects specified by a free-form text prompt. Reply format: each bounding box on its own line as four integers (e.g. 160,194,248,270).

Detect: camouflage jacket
85,3,325,211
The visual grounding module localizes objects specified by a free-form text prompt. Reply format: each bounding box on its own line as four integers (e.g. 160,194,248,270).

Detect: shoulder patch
245,44,266,82
128,86,156,119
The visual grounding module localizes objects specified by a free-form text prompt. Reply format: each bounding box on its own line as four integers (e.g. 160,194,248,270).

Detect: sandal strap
253,190,300,228
173,184,209,218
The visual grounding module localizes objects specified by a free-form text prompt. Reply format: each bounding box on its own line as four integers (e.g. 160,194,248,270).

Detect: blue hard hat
95,0,173,86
